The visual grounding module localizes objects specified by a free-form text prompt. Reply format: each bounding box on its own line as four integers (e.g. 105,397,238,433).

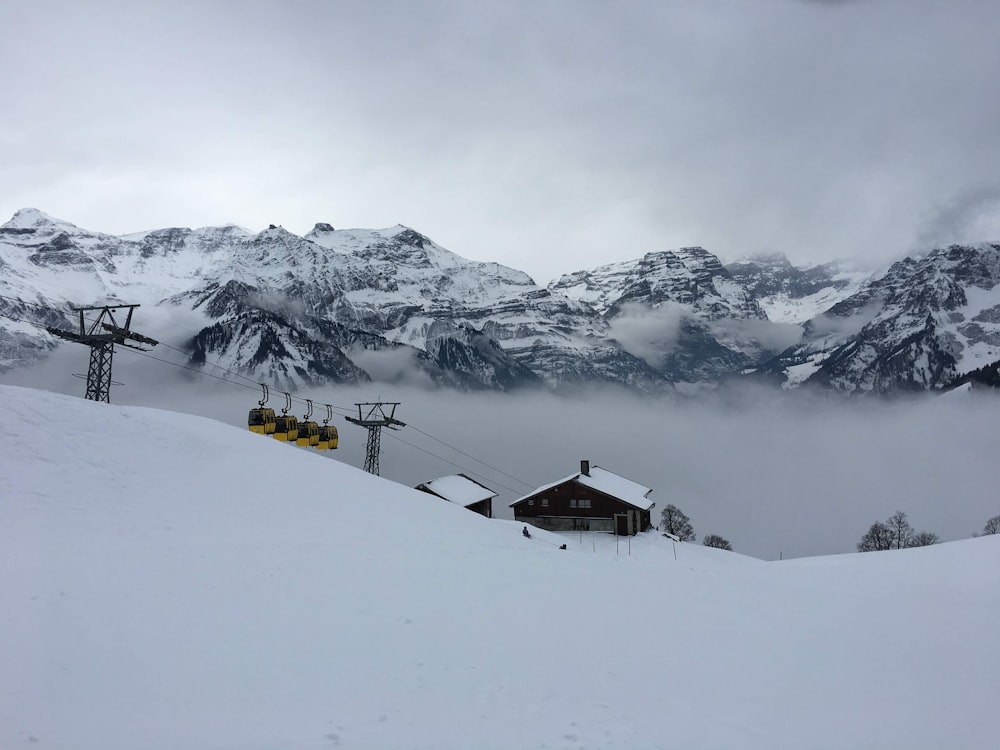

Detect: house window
572,498,591,509
569,499,577,508
528,499,534,506
541,498,549,507
580,498,591,509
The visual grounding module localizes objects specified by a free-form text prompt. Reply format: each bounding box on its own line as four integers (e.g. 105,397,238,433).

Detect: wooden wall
512,479,651,534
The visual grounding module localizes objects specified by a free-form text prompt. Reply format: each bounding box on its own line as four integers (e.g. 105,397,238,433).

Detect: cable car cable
403,424,536,490
116,346,534,492
115,346,263,390
380,430,527,496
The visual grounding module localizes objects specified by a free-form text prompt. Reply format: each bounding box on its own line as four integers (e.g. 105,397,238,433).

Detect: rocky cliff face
754,244,1000,392
552,247,764,319
0,210,659,391
725,253,871,324
550,247,786,383
2,208,995,396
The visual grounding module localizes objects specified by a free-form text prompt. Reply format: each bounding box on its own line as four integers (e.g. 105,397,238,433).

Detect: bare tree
660,504,695,541
860,512,939,552
981,515,1000,536
886,511,913,550
857,521,893,552
907,531,940,547
702,534,732,551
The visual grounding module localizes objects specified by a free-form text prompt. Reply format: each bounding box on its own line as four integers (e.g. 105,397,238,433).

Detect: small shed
510,460,655,535
415,473,498,518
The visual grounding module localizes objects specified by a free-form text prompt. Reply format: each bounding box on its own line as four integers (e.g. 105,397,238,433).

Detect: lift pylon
345,402,404,475
47,304,158,403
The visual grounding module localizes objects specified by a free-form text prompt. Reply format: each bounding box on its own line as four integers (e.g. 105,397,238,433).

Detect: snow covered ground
2,385,998,750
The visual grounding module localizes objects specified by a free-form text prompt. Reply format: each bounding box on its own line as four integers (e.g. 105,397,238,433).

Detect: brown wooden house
511,460,655,535
414,473,497,518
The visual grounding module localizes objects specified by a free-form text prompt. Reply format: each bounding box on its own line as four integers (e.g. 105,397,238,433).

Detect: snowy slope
550,246,765,319
548,248,789,383
726,253,872,324
2,384,998,750
756,270,870,324
0,208,249,305
758,244,1000,392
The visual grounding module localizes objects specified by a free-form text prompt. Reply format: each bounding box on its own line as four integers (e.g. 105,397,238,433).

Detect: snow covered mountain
551,246,763,319
0,210,739,392
755,243,1000,392
549,248,797,383
725,253,871,324
0,210,581,390
1,208,996,395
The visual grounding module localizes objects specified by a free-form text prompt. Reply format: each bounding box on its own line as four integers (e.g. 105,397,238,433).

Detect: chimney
580,460,590,476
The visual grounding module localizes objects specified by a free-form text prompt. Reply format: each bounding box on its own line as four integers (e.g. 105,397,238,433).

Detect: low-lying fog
5,345,998,560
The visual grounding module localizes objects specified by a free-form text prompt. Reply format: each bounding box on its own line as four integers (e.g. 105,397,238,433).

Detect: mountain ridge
2,208,995,395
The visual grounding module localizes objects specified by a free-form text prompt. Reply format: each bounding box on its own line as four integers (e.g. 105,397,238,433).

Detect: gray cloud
2,1,999,284
6,342,998,561
798,0,867,5
709,318,804,354
348,345,437,389
916,185,1000,252
246,292,307,320
808,298,883,338
606,303,686,365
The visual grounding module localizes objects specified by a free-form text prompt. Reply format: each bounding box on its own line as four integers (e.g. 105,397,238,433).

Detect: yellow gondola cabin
273,414,299,442
248,407,276,435
317,424,339,450
296,420,320,447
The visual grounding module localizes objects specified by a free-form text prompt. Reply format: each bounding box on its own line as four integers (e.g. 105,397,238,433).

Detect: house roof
416,473,498,507
509,466,654,511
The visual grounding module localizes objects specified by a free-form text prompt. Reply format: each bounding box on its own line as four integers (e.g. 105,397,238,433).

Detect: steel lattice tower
345,402,404,476
47,304,158,403
363,424,383,475
84,340,115,402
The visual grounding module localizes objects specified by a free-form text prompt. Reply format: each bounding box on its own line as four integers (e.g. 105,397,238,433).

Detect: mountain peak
255,224,298,240
3,208,78,231
388,226,428,248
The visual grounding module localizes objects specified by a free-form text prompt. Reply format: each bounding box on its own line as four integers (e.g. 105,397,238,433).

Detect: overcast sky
3,0,1000,283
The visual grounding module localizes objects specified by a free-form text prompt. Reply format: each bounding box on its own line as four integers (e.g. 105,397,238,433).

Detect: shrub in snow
978,515,1000,536
703,534,732,551
907,531,940,547
858,521,893,552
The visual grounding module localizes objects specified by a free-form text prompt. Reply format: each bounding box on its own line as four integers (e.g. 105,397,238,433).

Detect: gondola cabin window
248,408,276,433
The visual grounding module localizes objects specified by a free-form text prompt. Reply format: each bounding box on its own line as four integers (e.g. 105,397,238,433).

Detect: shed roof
416,473,498,507
509,466,653,511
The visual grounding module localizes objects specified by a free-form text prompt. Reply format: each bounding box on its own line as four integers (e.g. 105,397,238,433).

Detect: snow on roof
510,466,653,511
417,474,498,507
